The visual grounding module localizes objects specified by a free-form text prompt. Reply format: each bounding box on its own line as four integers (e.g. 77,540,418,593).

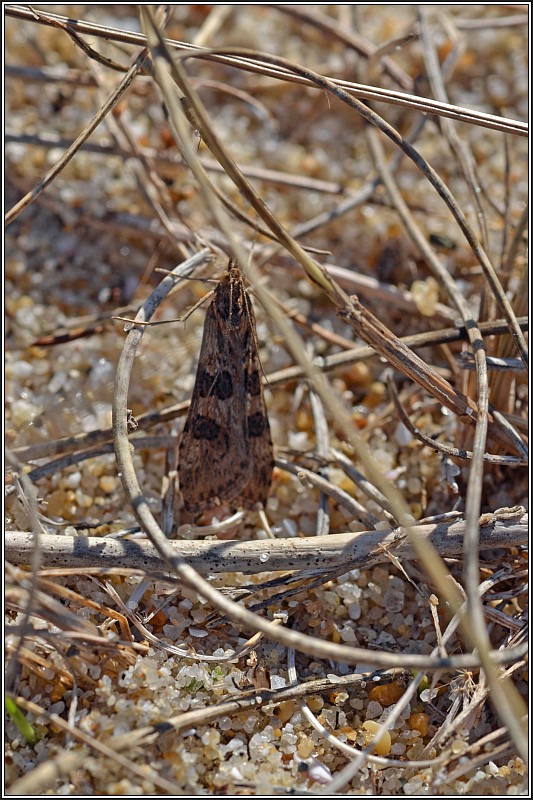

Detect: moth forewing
178,264,273,514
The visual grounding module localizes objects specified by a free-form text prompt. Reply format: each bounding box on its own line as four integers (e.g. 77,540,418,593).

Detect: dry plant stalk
5,4,528,796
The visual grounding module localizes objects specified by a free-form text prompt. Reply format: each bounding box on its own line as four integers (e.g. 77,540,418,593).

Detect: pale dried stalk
141,15,528,757
6,512,527,581
5,4,527,137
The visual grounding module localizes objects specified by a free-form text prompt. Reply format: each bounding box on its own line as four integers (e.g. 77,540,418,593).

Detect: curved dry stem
110,224,527,672
386,372,526,467
173,43,527,366
5,5,527,137
150,31,527,755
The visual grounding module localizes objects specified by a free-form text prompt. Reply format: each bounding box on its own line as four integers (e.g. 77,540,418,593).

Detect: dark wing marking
178,266,272,514
178,264,272,512
178,307,251,513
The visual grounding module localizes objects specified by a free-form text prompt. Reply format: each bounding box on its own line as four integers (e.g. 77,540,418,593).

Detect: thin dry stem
6,510,527,588
5,5,527,136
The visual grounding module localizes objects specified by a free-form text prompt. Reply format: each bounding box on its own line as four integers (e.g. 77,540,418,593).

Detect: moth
178,262,273,514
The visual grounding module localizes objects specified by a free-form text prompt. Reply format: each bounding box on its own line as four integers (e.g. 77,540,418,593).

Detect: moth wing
178,312,253,513
238,334,274,510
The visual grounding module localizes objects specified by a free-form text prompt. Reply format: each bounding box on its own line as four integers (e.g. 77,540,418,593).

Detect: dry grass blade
188,45,528,366
5,694,187,795
5,4,527,795
4,5,527,137
386,373,526,466
6,508,527,595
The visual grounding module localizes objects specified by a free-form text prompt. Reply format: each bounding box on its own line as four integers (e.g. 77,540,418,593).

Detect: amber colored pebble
334,473,352,493
149,609,168,632
361,720,391,755
49,682,68,703
368,680,404,707
364,381,386,409
46,489,75,519
306,696,324,713
339,725,358,742
407,712,430,737
273,700,296,724
297,735,315,758
339,362,372,391
330,628,342,644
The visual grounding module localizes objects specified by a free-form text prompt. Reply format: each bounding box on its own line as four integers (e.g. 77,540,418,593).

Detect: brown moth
178,262,273,514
